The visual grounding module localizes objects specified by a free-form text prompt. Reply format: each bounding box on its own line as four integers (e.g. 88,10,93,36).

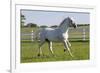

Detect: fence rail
21,28,89,42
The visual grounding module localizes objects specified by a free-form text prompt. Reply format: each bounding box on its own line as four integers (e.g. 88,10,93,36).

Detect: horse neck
59,23,69,33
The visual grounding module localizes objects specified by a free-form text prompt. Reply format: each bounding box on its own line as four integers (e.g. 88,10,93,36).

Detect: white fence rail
21,28,88,42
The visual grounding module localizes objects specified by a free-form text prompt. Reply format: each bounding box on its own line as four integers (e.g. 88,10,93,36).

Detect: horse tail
33,28,44,41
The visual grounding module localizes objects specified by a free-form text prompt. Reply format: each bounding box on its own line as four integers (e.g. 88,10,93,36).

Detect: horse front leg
63,40,74,57
67,40,71,47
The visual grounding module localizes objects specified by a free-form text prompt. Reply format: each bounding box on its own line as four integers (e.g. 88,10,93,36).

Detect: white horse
37,17,77,57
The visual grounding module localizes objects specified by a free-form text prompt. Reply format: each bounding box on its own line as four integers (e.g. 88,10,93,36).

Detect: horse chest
62,33,68,39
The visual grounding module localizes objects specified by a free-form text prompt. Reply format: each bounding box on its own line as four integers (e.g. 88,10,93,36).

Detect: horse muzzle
73,23,77,28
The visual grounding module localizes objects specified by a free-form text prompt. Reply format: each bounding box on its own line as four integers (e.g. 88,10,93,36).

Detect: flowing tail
32,28,43,41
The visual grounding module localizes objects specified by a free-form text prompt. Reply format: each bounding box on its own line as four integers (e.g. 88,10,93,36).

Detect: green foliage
50,25,58,28
26,23,38,27
77,24,90,26
40,25,48,28
21,14,26,27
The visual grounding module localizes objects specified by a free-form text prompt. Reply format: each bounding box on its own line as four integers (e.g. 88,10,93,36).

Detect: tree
40,25,48,28
27,23,38,27
50,25,58,28
21,14,26,27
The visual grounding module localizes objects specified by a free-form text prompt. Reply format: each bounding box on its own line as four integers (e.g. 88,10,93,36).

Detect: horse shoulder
57,29,68,40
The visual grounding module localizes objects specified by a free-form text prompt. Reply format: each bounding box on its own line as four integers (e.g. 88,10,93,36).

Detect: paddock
21,25,89,63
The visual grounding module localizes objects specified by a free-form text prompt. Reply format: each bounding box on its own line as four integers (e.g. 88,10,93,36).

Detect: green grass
21,40,89,63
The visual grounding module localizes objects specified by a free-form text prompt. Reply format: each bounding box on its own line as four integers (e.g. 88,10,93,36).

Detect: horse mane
59,18,68,27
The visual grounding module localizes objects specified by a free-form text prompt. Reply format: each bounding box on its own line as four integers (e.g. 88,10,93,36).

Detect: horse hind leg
38,41,45,56
48,41,55,56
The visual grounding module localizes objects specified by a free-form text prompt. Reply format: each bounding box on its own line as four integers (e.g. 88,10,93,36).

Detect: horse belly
46,30,60,41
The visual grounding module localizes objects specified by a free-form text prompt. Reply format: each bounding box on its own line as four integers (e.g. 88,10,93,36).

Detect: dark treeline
77,24,90,26
21,23,89,28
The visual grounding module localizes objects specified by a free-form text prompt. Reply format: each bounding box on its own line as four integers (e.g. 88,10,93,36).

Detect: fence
21,27,89,42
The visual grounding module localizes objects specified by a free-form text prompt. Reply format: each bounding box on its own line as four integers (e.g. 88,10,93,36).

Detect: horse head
59,17,77,29
67,17,77,28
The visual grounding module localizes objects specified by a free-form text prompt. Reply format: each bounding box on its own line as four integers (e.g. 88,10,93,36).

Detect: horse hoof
37,54,40,56
64,49,66,52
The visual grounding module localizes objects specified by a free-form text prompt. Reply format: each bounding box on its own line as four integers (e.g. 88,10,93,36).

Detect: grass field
21,40,89,63
21,26,90,63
